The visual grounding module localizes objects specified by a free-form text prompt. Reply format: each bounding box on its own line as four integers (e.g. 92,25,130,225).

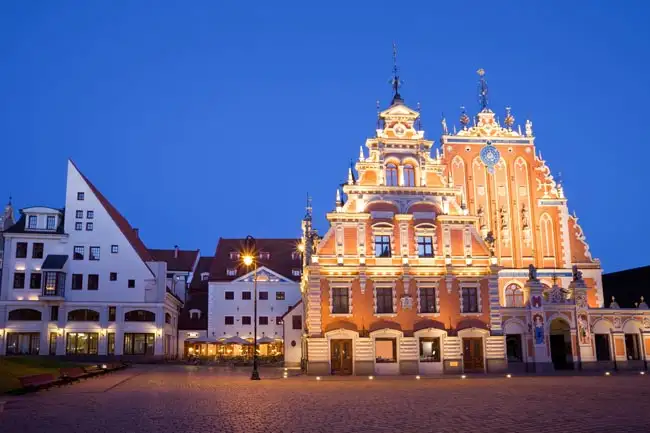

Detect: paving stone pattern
1,365,649,433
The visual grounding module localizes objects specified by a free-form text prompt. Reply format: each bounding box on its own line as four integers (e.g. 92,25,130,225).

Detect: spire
359,146,365,161
477,68,489,111
389,42,403,105
2,194,15,230
335,189,343,212
304,194,312,221
347,166,354,185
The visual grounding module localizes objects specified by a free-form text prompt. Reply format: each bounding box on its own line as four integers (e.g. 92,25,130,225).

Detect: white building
0,160,183,358
281,300,303,367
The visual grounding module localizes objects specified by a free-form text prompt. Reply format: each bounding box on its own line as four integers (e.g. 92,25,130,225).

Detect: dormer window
229,251,240,260
189,309,201,320
77,192,85,201
46,215,56,230
291,251,301,260
226,268,237,276
292,268,301,277
28,215,37,229
259,251,270,260
386,163,398,186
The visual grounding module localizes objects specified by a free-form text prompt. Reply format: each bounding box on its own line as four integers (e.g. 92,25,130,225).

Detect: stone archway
549,318,574,370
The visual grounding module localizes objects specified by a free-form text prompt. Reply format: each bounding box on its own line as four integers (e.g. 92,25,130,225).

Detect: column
115,306,125,355
570,276,594,368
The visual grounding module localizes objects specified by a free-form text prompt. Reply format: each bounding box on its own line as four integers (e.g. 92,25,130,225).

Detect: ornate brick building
300,68,650,375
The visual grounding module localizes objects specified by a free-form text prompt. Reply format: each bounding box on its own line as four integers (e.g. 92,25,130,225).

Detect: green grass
0,357,87,394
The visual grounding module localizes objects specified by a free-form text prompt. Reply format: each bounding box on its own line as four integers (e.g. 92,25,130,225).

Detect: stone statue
572,264,583,282
521,204,529,229
441,117,448,135
525,119,533,137
528,264,538,281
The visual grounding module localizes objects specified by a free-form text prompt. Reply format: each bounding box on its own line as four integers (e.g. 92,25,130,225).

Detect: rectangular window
77,192,85,200
71,274,83,290
128,279,135,288
5,333,40,355
32,242,44,259
123,333,155,355
50,306,59,321
89,246,100,261
374,235,391,257
292,315,302,330
242,316,251,325
66,332,99,355
229,251,240,260
73,246,84,260
276,291,285,300
242,291,252,300
46,215,56,230
86,210,94,219
108,306,116,322
88,274,99,291
16,242,27,258
13,272,25,289
30,272,42,289
76,210,83,219
75,222,83,231
28,215,37,229
625,334,640,361
595,334,611,361
259,316,269,325
419,337,441,362
417,236,434,257
276,316,283,325
332,287,349,314
419,287,436,313
110,272,117,281
506,334,523,363
226,268,236,276
225,291,234,300
86,222,94,231
111,244,118,253
49,333,57,355
376,287,393,314
375,338,397,363
107,333,115,355
462,287,479,313
292,269,301,277
259,252,270,260
259,291,268,300
225,316,234,325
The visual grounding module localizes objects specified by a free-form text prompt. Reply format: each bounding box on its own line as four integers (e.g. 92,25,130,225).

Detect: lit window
226,268,236,276
46,215,56,230
86,210,94,219
417,236,433,258
89,246,100,261
374,235,391,257
375,338,396,363
419,337,441,362
404,164,415,186
385,163,398,186
75,222,82,231
276,316,283,325
505,284,524,307
76,210,83,219
259,251,270,260
77,192,85,200
86,222,93,231
276,291,285,300
111,245,118,254
27,215,37,229
229,251,240,260
292,268,301,277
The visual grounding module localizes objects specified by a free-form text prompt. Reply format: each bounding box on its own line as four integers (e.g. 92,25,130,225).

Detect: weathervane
477,68,489,111
389,42,403,104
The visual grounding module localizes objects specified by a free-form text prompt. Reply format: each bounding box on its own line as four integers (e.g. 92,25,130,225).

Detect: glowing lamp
242,255,254,266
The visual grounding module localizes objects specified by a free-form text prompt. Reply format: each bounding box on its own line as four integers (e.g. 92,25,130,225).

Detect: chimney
174,245,179,259
133,228,139,238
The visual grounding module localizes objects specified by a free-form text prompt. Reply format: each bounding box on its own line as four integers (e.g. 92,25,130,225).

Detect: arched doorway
549,318,574,370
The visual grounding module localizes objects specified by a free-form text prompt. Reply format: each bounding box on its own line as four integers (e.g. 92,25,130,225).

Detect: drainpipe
610,328,618,372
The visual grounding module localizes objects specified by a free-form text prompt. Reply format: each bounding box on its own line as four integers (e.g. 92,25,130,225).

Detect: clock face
480,142,501,173
394,124,406,136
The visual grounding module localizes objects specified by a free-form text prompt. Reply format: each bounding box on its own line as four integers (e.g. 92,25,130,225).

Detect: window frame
111,245,119,254
128,279,135,288
32,242,44,259
89,246,100,261
374,235,392,258
385,163,398,186
594,334,611,361
259,316,269,325
13,272,25,289
87,274,99,291
259,291,268,300
462,287,479,313
276,291,285,301
27,215,38,229
375,337,397,363
86,210,94,219
75,222,83,231
419,287,436,313
46,215,56,230
73,246,84,260
292,315,302,330
376,287,394,314
86,222,94,231
242,316,252,325
242,291,252,300
225,291,235,300
77,192,85,201
109,272,117,281
505,283,525,307
224,316,234,325
419,336,441,362
29,272,42,289
75,210,84,219
332,287,350,314
16,242,27,259
417,236,434,258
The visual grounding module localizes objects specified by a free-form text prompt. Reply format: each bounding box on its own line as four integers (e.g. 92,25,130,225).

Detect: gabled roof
179,256,214,331
4,212,66,235
70,160,155,265
209,238,301,282
189,256,214,290
281,299,303,319
149,248,200,272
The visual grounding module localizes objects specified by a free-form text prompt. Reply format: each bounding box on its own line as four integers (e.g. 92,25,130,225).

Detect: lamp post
242,235,260,381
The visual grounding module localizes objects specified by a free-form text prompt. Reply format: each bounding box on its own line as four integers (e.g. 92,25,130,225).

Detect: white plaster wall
283,302,303,366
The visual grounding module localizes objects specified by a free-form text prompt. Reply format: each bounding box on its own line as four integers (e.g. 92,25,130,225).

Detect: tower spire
477,68,489,111
389,42,403,105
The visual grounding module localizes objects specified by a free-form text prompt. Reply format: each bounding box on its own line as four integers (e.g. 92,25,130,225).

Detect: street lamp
242,235,260,381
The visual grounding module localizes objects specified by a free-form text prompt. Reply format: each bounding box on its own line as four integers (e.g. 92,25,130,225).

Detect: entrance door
330,339,353,375
462,338,484,372
550,334,568,369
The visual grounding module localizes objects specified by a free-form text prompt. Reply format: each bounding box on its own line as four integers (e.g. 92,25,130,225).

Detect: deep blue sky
1,1,649,272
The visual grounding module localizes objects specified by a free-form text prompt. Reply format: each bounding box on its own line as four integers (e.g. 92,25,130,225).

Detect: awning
257,336,275,344
41,254,68,270
187,338,221,344
223,336,252,345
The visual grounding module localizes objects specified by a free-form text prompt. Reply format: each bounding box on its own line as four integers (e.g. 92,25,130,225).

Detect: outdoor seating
18,373,58,390
59,367,88,381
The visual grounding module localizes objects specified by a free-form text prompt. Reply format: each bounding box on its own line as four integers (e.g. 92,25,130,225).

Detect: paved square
2,366,649,433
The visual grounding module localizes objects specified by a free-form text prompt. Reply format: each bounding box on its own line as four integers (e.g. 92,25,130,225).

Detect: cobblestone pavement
2,365,650,433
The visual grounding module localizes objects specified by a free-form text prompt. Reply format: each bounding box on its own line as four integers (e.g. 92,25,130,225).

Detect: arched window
125,310,156,322
505,284,524,307
386,163,398,186
403,164,415,187
165,313,171,324
8,308,42,321
67,309,100,321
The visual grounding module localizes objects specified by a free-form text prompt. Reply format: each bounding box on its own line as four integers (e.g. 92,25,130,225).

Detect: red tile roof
189,256,214,290
209,238,302,282
149,248,200,272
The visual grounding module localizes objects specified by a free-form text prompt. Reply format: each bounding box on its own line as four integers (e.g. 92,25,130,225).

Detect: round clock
480,141,500,173
394,124,406,136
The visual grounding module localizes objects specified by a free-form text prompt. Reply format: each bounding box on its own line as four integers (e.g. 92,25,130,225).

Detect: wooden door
330,339,353,375
462,338,484,371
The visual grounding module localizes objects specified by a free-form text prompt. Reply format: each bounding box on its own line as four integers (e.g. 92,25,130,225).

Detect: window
417,236,433,258
595,334,611,361
123,333,155,355
76,210,83,219
225,316,234,325
376,287,393,314
375,338,397,363
30,272,42,289
125,310,156,322
291,251,301,260
75,222,83,231
276,316,283,325
46,215,56,230
625,334,641,361
259,291,268,300
419,337,441,362
242,291,252,300
108,306,116,322
506,334,523,362
66,332,99,355
505,284,524,307
28,215,37,229
201,273,209,281
419,287,436,313
225,291,235,300
165,313,171,324
71,274,83,290
50,306,59,321
49,333,57,355
111,245,119,253
128,279,135,288
86,210,94,219
374,235,391,258
189,310,201,320
16,242,27,258
259,251,270,260
292,268,301,277
73,246,84,260
404,164,415,186
385,163,398,186
8,308,41,321
462,287,479,313
86,222,94,231
77,192,85,200
89,246,100,261
108,333,115,355
32,242,44,259
67,309,100,321
5,332,40,355
110,272,117,281
226,268,237,276
88,274,99,290
259,316,269,325
276,291,285,300
13,272,25,289
242,316,252,325
332,287,349,314
292,315,302,330
229,251,240,260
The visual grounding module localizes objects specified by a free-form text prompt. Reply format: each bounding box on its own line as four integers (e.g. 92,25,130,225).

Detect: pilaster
487,268,502,334
526,275,552,371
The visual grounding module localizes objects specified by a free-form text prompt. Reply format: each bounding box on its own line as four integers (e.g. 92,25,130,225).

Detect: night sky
1,1,648,272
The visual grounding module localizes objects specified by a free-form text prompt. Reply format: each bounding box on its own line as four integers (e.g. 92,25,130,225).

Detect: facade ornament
477,206,488,238
528,264,539,282
504,107,515,129
459,106,470,128
643,317,650,329
335,189,343,212
348,167,354,185
575,292,588,309
578,312,590,345
400,294,413,310
525,119,533,137
639,296,648,309
609,296,620,309
499,206,510,244
533,313,544,345
484,231,496,257
359,146,365,162
521,204,532,246
477,69,489,110
441,114,448,135
572,265,583,282
613,316,622,329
